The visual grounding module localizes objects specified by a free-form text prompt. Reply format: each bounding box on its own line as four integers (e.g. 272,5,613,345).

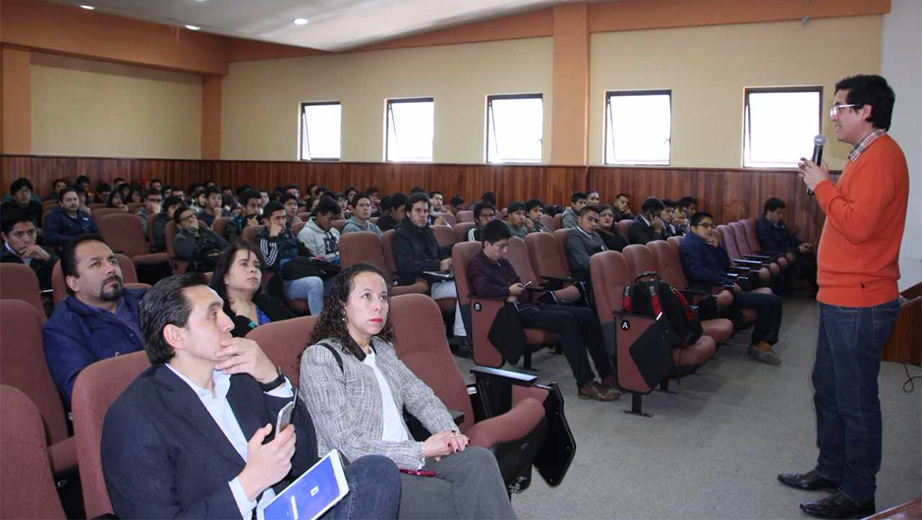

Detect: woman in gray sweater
299,263,516,519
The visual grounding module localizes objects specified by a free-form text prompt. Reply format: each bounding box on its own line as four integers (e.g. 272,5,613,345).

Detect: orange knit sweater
814,133,909,307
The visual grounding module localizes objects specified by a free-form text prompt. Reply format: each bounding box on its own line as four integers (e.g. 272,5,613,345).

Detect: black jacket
598,229,628,252
1,200,43,228
393,218,452,286
628,214,665,245
757,216,801,252
226,292,296,338
0,244,57,290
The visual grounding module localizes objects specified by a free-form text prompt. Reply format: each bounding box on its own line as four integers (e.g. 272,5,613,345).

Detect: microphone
807,134,826,196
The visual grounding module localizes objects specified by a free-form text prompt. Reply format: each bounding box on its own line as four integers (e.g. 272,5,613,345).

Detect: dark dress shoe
800,491,875,519
578,382,619,401
778,469,840,490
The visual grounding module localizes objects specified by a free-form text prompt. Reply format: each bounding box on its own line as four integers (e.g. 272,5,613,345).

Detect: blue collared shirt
166,364,293,520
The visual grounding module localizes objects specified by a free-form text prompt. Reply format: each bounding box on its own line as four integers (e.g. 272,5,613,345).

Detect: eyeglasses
830,104,858,117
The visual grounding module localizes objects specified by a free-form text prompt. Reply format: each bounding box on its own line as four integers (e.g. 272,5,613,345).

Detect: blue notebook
258,450,349,520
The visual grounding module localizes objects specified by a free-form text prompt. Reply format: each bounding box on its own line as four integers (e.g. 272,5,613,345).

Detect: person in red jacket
778,75,909,519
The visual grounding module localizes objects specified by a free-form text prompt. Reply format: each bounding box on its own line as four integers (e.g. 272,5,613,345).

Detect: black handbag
280,256,341,281
487,303,528,365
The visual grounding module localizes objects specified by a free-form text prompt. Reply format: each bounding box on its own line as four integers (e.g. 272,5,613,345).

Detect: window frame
485,92,544,164
742,85,823,169
385,96,435,163
298,101,342,162
604,89,672,166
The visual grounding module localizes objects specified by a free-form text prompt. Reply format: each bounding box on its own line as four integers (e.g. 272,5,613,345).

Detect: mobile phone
276,400,295,434
521,280,533,288
399,468,437,477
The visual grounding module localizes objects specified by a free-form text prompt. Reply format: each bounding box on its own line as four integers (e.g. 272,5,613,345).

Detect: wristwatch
259,366,286,392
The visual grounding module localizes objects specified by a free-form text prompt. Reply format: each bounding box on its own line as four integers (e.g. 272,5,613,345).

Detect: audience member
94,182,112,204
628,197,667,245
43,235,145,407
152,195,183,251
101,272,400,520
105,190,129,212
659,199,678,238
758,197,818,292
45,186,100,247
525,198,551,233
564,206,606,279
299,263,515,519
393,193,467,346
172,206,228,272
673,198,692,236
612,193,633,221
471,221,619,402
679,212,783,365
448,195,465,217
134,189,162,236
1,178,43,227
342,193,383,237
479,191,497,207
209,242,294,337
148,178,162,192
75,175,92,197
257,202,324,315
467,201,495,242
198,186,230,228
225,190,261,242
430,190,444,213
505,201,532,239
279,193,304,228
1,209,57,289
376,192,406,232
586,189,600,207
596,205,628,252
127,186,144,204
561,192,587,229
259,189,271,213
42,178,68,201
298,197,341,264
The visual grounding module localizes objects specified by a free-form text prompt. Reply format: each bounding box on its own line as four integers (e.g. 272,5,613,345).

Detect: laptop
257,449,349,520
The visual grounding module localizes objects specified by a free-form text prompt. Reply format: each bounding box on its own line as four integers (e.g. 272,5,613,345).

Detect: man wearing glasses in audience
135,189,163,236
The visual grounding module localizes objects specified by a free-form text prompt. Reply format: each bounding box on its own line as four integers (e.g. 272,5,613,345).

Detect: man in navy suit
101,272,400,519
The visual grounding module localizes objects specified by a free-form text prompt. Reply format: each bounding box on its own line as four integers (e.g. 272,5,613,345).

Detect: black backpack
623,271,703,348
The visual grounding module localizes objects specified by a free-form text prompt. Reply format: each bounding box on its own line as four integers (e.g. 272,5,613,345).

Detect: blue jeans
326,455,400,520
812,300,900,502
284,276,324,315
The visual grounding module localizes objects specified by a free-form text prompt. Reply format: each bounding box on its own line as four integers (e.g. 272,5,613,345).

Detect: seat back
453,222,475,243
91,207,125,222
339,232,388,278
451,241,504,367
0,263,45,319
165,220,189,274
526,231,570,282
52,254,138,306
297,212,311,223
42,199,58,212
381,229,400,281
539,214,555,232
332,219,347,232
212,217,230,239
553,213,564,230
390,294,475,433
456,210,474,223
146,213,158,244
648,240,688,289
617,219,633,237
717,225,743,259
729,221,754,256
0,385,66,520
72,351,151,519
438,212,456,227
741,219,763,251
431,224,454,247
552,229,573,274
242,225,265,249
0,300,68,445
622,244,656,280
87,203,106,210
99,213,151,257
506,236,538,284
126,202,143,213
246,316,318,383
292,221,306,235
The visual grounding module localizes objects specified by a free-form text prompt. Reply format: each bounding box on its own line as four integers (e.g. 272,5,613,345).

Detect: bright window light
605,91,671,165
300,102,341,161
486,94,543,163
744,87,822,168
386,98,434,162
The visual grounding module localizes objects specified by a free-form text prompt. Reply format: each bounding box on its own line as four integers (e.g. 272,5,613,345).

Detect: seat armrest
731,258,763,266
541,275,576,284
470,294,508,302
471,366,539,386
525,285,548,292
743,254,772,261
679,288,708,296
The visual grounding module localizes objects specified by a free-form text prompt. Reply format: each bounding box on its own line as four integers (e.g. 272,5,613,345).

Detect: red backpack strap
622,285,632,312
648,284,663,317
671,287,697,321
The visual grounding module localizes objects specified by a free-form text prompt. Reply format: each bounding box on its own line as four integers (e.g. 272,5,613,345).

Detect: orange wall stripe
201,75,222,160
551,4,590,165
1,47,31,155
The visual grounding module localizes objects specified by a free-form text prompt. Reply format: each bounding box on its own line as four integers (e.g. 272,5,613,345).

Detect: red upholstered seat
0,262,46,320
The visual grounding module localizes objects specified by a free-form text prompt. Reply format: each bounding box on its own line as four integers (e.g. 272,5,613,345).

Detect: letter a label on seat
621,320,631,331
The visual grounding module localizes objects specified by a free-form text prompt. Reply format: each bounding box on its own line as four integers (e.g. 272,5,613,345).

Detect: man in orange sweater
778,75,909,519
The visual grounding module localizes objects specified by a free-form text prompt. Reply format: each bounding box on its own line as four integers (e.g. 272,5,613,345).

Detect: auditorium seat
297,211,311,222
539,214,556,232
211,216,231,239
0,300,75,476
91,207,126,221
247,315,317,383
332,219,347,232
590,250,716,416
716,225,773,285
506,236,576,304
292,220,306,235
457,210,474,223
241,224,265,249
553,213,564,231
729,221,782,276
742,218,796,265
437,212,457,227
146,213,158,244
617,219,633,237
126,202,143,213
164,220,189,275
451,241,559,369
51,254,141,306
72,351,151,519
0,262,46,320
98,213,169,272
453,222,475,243
431,224,454,247
0,385,66,520
525,232,582,302
380,230,433,297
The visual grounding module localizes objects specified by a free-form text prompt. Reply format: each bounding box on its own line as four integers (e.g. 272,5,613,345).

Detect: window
605,90,671,165
299,102,341,161
743,87,822,168
486,94,543,163
386,97,434,162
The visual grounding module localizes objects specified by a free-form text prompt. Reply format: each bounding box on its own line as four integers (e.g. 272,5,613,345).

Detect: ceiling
45,0,590,52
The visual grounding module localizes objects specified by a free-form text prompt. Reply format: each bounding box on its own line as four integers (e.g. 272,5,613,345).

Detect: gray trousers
397,446,517,519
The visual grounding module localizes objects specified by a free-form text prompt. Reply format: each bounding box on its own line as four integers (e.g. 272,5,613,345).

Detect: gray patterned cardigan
298,336,457,470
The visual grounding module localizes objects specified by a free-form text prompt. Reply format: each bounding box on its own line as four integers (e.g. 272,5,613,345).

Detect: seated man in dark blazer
470,221,618,402
1,209,57,290
758,197,818,292
628,196,667,245
564,205,607,280
101,272,400,520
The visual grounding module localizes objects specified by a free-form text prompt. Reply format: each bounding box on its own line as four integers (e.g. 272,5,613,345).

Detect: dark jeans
518,304,613,386
732,290,783,344
812,300,900,503
327,455,401,520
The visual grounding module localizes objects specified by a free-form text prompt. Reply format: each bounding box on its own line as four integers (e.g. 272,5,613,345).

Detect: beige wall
589,16,882,170
30,53,202,158
221,37,553,162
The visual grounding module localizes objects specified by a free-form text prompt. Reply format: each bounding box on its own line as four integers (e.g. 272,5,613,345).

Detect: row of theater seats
0,294,573,519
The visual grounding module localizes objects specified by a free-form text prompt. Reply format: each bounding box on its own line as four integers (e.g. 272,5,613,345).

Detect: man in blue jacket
43,234,145,407
679,212,784,366
44,186,99,248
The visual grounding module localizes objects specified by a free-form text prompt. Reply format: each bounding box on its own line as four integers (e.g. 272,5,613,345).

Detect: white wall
881,0,921,291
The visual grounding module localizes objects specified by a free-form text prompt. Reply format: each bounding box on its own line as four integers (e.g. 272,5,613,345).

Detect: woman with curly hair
299,263,516,519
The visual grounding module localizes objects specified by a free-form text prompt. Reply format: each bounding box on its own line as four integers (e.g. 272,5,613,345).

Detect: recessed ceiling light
79,4,95,9
185,24,201,30
293,18,309,25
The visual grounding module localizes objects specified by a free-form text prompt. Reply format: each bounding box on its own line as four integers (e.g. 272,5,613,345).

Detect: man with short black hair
429,190,444,213
342,194,383,238
173,206,229,273
297,197,341,264
94,182,112,204
258,202,323,315
101,272,401,520
525,199,551,233
466,201,495,242
612,193,633,221
659,199,678,238
758,197,817,292
1,209,57,289
279,193,304,228
564,206,606,279
135,188,162,236
2,178,44,228
43,178,69,201
43,235,145,407
628,197,667,245
561,192,587,229
376,193,407,232
45,186,100,247
448,195,465,218
505,202,531,239
225,190,261,242
586,190,600,207
198,186,230,228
